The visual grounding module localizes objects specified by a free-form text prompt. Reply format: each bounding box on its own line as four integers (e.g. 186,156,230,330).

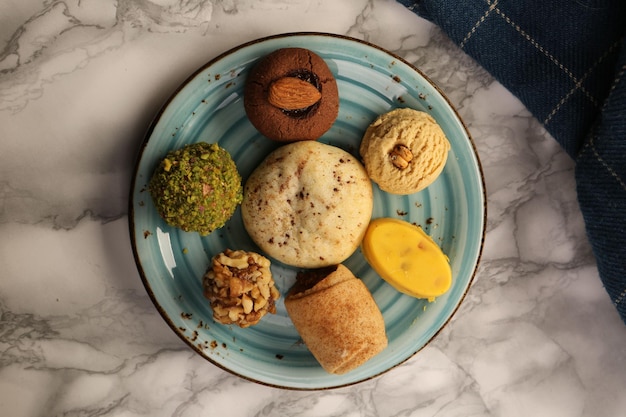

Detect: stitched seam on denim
459,0,499,49
493,6,599,109
577,61,626,160
543,39,623,125
589,136,626,191
599,60,626,113
578,130,626,309
586,60,626,192
615,289,625,306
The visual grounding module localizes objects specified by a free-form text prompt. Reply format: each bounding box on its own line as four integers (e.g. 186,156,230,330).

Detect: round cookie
148,142,242,236
244,48,339,142
241,141,373,268
359,108,450,195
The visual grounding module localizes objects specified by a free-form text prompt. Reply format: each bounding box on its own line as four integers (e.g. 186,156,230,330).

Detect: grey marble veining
1,1,625,416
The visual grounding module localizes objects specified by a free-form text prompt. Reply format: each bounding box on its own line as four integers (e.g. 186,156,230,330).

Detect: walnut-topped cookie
202,249,280,328
359,108,450,195
244,48,339,142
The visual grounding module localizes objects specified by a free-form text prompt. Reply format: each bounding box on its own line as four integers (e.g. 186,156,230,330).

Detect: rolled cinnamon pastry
285,264,387,374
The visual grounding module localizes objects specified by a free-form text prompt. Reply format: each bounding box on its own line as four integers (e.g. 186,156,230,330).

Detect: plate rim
128,31,487,390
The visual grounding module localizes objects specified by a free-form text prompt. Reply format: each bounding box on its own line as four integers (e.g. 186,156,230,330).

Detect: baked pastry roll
285,264,387,374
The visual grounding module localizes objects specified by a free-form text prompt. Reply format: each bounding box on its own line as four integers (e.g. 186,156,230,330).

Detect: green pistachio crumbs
149,142,242,236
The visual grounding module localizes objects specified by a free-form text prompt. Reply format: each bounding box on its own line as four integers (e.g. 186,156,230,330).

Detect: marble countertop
1,1,625,416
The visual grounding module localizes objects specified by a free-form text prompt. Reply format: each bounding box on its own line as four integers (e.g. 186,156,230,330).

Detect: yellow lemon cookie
361,217,452,301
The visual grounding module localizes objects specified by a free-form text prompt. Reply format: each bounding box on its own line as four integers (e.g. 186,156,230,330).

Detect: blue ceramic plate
129,33,485,389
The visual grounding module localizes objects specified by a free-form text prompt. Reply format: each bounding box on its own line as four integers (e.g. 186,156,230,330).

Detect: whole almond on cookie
268,77,322,110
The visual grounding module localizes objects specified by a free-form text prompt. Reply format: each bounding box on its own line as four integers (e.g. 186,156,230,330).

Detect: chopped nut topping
202,249,279,328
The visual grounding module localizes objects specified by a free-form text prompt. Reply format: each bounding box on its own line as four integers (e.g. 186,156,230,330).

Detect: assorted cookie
361,217,452,301
202,249,280,328
241,141,373,269
360,108,450,195
243,47,339,142
284,264,387,375
147,46,454,375
148,142,242,236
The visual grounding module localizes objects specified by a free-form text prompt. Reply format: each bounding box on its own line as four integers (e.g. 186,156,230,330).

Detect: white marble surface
1,0,625,416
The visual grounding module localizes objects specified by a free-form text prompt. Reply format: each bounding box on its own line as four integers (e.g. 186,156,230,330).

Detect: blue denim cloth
398,0,626,323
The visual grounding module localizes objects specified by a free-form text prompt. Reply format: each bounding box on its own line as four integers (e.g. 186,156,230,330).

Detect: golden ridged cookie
359,108,450,195
242,141,373,268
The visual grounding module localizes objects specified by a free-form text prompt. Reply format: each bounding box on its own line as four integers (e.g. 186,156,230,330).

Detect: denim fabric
398,0,626,323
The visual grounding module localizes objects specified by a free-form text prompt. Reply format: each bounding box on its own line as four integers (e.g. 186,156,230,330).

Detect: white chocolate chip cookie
242,141,373,268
